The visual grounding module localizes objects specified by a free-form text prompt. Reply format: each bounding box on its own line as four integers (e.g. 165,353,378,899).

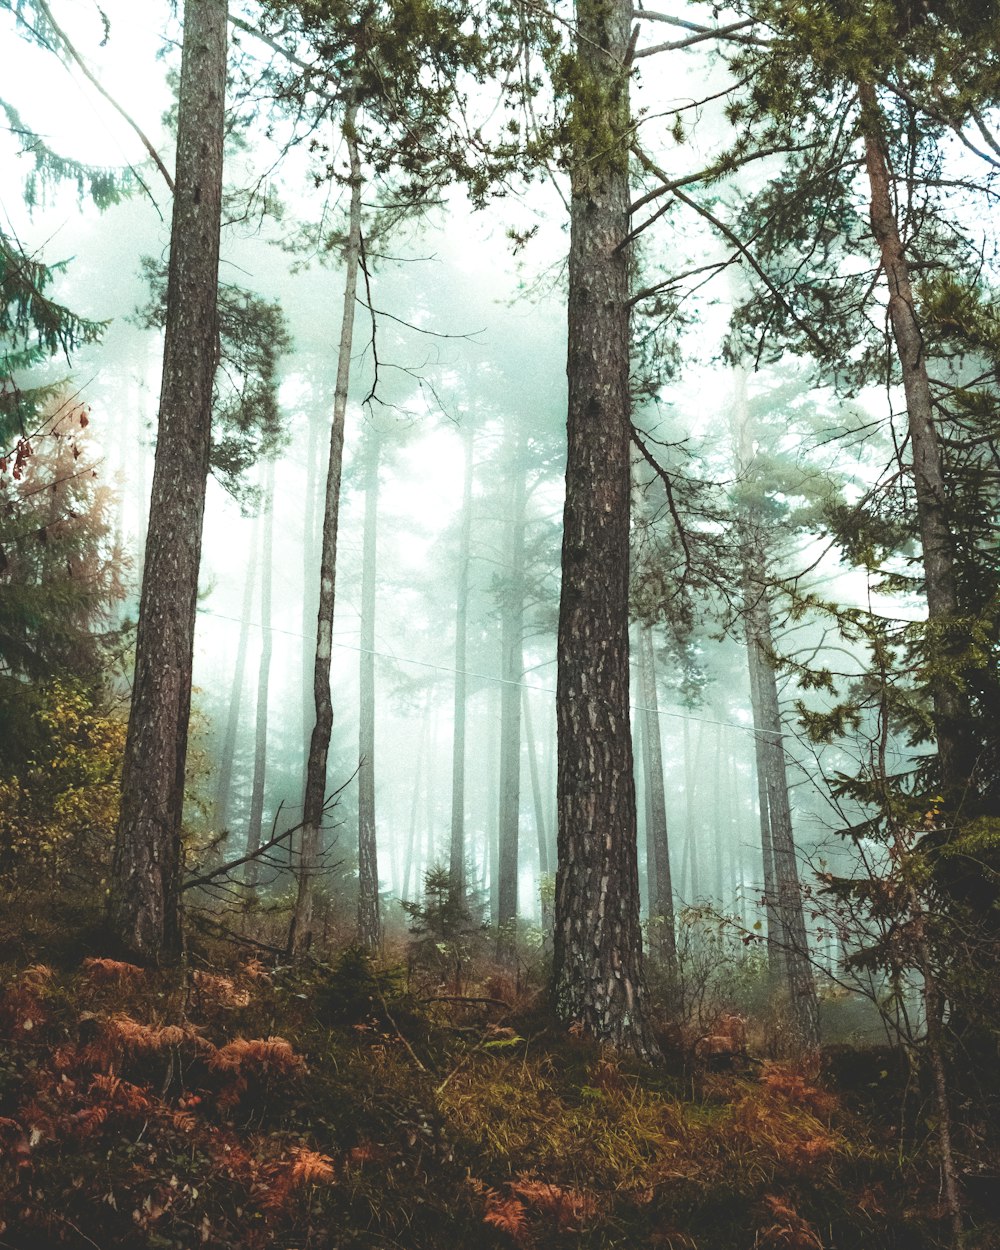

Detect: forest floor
0,901,996,1250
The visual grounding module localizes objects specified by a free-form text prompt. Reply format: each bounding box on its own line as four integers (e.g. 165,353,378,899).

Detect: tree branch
34,0,174,192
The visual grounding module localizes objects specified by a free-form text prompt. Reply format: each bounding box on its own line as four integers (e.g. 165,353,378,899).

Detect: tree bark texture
449,424,474,905
638,624,677,968
497,421,526,952
245,458,275,890
858,80,965,793
109,0,227,962
552,0,657,1057
357,433,381,952
289,98,361,957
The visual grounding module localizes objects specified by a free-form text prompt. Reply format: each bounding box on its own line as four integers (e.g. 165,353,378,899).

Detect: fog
1,0,915,974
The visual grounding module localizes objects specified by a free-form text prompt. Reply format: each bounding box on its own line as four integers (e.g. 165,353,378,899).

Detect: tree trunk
552,0,657,1057
402,693,428,903
289,97,361,958
682,717,701,901
744,581,819,1046
858,79,965,794
638,623,677,969
449,424,474,905
357,432,381,951
109,0,227,963
497,421,526,956
245,458,275,889
214,527,257,833
301,404,323,781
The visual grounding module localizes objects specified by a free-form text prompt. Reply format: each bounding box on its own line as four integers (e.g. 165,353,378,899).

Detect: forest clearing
2,0,999,1245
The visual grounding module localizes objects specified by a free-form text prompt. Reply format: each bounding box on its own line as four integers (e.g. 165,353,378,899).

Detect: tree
551,0,658,1057
109,0,228,962
356,424,381,952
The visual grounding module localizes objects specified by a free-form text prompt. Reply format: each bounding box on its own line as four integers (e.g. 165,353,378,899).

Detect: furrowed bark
552,0,658,1057
109,0,227,963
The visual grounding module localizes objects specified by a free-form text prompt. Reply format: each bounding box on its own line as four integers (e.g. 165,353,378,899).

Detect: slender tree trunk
301,405,323,779
215,516,258,831
552,0,657,1057
357,433,381,951
289,98,361,958
682,717,702,901
523,686,549,880
638,624,677,969
449,424,474,904
497,422,526,956
744,585,819,1046
245,458,275,889
858,79,965,793
109,0,227,962
402,694,428,903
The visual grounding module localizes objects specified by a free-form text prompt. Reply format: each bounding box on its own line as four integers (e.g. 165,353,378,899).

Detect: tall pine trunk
743,576,819,1046
497,421,526,955
449,424,474,905
289,98,361,957
637,623,676,969
110,0,227,962
357,432,381,952
552,0,657,1056
245,458,275,889
214,517,257,832
858,80,964,793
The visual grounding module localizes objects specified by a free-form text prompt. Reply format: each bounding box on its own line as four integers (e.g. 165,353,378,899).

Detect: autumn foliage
0,948,990,1249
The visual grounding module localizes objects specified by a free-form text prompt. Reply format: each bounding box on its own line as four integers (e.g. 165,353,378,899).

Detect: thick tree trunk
449,424,474,905
858,80,965,794
245,458,275,889
552,0,657,1057
109,0,227,963
289,99,361,958
637,624,677,969
357,433,381,952
497,421,526,956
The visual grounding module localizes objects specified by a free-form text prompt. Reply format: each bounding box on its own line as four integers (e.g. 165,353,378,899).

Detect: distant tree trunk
449,424,474,905
357,432,381,952
748,640,786,979
497,422,526,956
523,686,551,932
214,517,257,831
523,687,548,880
290,97,361,958
744,581,819,1046
301,405,323,779
858,80,964,794
637,624,677,969
682,718,701,901
402,693,429,903
552,0,657,1057
245,458,275,889
109,0,227,963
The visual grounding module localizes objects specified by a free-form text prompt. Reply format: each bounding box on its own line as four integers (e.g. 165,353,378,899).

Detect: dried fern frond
81,957,145,985
289,1147,336,1186
210,1036,303,1075
483,1195,529,1243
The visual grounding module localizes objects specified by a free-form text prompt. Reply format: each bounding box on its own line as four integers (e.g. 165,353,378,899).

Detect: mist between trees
2,1,1000,1245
